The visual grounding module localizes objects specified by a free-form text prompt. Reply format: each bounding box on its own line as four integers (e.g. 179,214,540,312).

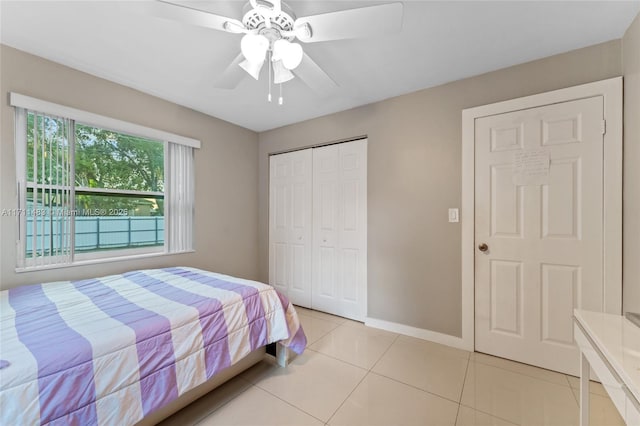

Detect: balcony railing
26,216,164,254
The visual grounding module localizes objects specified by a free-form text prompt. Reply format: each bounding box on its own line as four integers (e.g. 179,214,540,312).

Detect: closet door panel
312,145,340,312
270,155,290,297
312,140,367,320
269,149,312,307
336,140,367,320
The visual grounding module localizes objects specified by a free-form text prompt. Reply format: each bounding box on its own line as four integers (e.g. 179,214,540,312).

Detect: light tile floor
160,307,624,426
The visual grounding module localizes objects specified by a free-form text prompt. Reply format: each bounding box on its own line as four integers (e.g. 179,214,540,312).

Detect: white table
574,310,640,426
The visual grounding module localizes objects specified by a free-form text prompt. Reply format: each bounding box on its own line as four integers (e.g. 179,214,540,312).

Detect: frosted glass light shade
239,58,264,80
271,39,286,61
272,60,294,84
273,39,304,70
241,34,269,63
283,43,303,70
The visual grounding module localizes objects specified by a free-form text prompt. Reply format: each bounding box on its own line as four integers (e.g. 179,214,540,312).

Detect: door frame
460,77,623,352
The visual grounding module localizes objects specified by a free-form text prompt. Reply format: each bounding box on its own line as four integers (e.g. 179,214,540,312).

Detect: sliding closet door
312,139,367,321
269,149,313,307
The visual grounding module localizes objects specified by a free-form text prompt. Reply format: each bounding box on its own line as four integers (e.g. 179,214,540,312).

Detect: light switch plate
448,208,459,223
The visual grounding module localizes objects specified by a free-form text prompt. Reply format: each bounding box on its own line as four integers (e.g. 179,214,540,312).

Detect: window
73,123,165,255
11,93,200,270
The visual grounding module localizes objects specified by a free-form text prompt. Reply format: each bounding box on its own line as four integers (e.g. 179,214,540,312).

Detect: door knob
478,243,489,252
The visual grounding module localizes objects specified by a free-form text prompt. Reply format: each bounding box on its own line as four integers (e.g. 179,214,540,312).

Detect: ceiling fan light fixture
159,0,403,102
240,33,269,63
239,58,264,80
272,60,294,84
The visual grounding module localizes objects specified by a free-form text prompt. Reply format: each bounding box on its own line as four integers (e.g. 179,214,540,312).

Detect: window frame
11,93,200,272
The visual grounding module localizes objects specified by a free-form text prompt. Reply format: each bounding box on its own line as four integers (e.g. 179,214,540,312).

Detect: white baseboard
365,317,472,351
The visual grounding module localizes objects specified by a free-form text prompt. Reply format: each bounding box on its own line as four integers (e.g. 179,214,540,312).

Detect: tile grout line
295,346,374,372
305,325,341,346
367,335,472,406
245,354,331,425
296,348,384,372
457,400,521,425
564,373,574,387
294,307,350,326
192,378,253,426
252,382,329,424
453,353,472,425
368,333,401,372
565,373,581,406
324,369,369,426
460,358,511,424
461,357,575,425
324,333,401,425
302,347,378,371
297,311,345,346
303,312,400,368
296,313,340,329
369,370,465,407
471,356,574,389
248,349,365,425
240,383,325,424
308,329,400,371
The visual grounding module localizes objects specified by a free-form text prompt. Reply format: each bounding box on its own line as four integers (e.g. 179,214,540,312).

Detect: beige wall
623,14,640,314
0,45,259,289
258,40,623,337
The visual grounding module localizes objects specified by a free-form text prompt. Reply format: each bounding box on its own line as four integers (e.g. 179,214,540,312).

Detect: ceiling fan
150,0,404,103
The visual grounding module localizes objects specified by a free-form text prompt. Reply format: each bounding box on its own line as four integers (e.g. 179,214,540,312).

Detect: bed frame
137,343,293,425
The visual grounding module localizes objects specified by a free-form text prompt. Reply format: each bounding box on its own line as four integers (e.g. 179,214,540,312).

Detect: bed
0,266,307,425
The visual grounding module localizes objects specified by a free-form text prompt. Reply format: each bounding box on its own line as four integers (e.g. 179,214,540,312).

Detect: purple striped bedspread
0,267,306,425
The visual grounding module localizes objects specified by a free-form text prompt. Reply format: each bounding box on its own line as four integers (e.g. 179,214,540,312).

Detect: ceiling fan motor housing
242,0,297,45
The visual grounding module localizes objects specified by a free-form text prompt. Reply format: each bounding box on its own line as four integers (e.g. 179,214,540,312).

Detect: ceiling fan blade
294,53,338,96
295,3,403,43
149,1,244,33
214,54,246,89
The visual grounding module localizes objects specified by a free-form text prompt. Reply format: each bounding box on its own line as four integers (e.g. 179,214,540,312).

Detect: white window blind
166,142,195,253
16,108,74,268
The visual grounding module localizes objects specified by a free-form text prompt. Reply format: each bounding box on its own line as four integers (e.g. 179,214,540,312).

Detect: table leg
580,352,590,426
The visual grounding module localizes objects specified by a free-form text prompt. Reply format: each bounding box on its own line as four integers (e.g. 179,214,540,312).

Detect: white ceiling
2,1,639,132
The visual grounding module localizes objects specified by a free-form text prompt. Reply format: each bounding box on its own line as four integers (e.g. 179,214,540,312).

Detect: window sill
15,249,195,273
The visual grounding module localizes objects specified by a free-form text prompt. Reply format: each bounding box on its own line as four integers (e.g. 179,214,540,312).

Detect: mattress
0,267,306,425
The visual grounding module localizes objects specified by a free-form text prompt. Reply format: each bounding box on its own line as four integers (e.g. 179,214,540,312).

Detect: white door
475,96,604,375
312,139,367,321
269,149,313,307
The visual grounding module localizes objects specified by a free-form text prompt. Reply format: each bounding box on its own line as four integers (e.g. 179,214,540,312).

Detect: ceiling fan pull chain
279,83,283,105
268,51,273,102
